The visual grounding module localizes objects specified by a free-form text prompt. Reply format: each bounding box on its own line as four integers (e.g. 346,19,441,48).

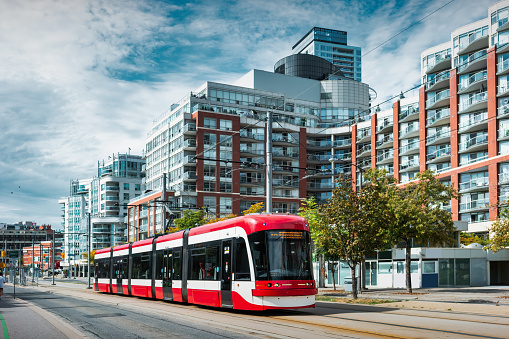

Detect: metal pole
39,243,42,277
162,173,166,234
87,212,91,289
266,111,273,213
32,238,35,283
52,231,55,285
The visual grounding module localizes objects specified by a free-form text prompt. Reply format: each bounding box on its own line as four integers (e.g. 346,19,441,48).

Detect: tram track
28,285,509,339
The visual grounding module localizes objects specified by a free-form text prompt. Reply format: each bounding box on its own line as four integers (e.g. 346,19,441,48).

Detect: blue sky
0,0,494,227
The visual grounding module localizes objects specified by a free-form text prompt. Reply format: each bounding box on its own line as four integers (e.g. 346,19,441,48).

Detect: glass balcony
399,105,419,122
460,153,489,166
357,128,371,141
183,139,196,148
458,70,487,94
458,112,488,133
400,140,420,155
426,54,451,74
240,147,265,155
459,198,489,212
358,158,371,169
498,85,509,96
356,144,371,157
377,150,394,164
458,32,488,55
307,140,333,148
400,160,420,171
427,146,451,162
273,149,299,159
426,129,451,145
426,89,450,109
376,118,393,133
183,155,197,164
400,123,419,139
240,131,264,141
426,108,450,127
183,171,197,180
105,185,119,191
183,124,197,134
459,176,489,192
457,50,487,74
376,134,393,149
426,70,450,91
459,134,488,152
273,179,299,187
498,103,509,118
497,58,509,75
333,139,352,147
499,128,509,140
307,182,334,190
273,135,299,144
239,177,264,186
458,91,487,114
499,172,509,185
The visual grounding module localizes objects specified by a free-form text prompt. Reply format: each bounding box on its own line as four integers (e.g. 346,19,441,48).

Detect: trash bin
344,277,352,292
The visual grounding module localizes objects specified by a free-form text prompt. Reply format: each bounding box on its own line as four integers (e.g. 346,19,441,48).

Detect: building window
220,197,232,213
220,182,232,192
124,193,130,200
203,196,216,209
219,119,232,131
135,184,140,191
101,184,105,191
203,181,215,192
124,183,129,190
204,118,217,129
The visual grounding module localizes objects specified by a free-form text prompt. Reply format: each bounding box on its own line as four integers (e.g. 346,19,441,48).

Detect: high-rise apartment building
292,27,362,82
59,153,144,269
129,56,370,241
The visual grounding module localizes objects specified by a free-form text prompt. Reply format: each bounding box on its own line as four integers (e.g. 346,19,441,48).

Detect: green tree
484,205,509,252
82,249,96,265
316,168,393,298
172,209,207,232
388,170,457,293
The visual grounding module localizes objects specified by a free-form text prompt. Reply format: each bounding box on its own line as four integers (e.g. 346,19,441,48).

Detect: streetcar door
220,240,233,307
162,249,173,300
115,257,123,294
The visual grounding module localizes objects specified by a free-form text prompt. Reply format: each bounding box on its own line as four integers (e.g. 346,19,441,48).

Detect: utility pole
266,111,273,213
87,212,91,289
32,238,35,283
52,230,55,285
162,173,167,234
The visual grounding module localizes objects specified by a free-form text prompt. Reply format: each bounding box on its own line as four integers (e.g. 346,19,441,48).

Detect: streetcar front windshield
249,230,313,280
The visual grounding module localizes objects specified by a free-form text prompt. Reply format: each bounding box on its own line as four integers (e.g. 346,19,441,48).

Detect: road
2,282,509,338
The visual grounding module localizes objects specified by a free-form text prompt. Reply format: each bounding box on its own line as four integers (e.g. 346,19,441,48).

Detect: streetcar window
249,232,268,279
189,246,219,280
155,250,164,280
234,238,251,281
173,250,182,280
132,253,152,279
190,248,206,280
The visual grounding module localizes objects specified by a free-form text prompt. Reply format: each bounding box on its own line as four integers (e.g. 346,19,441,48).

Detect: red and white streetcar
95,214,317,310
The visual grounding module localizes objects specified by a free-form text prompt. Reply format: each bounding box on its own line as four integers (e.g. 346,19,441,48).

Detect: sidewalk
318,286,509,315
0,284,88,339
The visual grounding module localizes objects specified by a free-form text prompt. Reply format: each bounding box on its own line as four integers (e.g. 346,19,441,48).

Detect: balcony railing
426,108,450,126
307,140,332,147
499,172,509,184
499,128,509,139
357,128,371,140
498,85,509,96
499,103,509,118
399,105,419,120
426,129,450,144
400,140,419,154
426,89,450,108
333,139,352,147
460,154,489,166
240,131,264,140
459,198,489,212
376,118,393,132
459,176,489,191
427,146,451,162
457,50,487,73
376,134,393,147
458,91,487,112
307,182,334,189
240,147,264,155
400,160,420,171
400,123,419,138
458,31,488,52
426,54,451,72
377,150,394,163
498,58,509,74
357,144,371,156
273,179,299,187
183,124,196,133
458,70,487,92
459,134,488,151
458,112,488,131
426,70,450,90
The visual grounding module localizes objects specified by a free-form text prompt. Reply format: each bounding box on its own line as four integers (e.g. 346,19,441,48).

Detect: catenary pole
266,111,273,213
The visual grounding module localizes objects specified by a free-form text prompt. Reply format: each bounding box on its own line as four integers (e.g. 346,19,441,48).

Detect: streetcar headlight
274,283,279,287
267,283,272,287
306,282,309,286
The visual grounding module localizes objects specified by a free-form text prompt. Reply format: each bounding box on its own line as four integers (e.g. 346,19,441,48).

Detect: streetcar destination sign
8,251,19,258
